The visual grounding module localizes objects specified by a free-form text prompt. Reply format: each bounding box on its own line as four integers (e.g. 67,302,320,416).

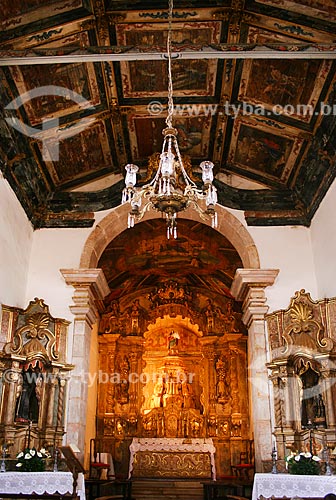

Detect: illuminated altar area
96,277,252,479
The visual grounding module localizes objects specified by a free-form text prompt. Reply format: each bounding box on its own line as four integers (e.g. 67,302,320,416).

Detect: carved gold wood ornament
4,300,60,362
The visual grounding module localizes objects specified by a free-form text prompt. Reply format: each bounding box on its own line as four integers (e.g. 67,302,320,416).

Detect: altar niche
0,298,73,456
267,290,336,464
96,292,251,479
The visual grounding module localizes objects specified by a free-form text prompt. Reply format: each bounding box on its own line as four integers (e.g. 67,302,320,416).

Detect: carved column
61,269,110,457
231,268,279,471
4,361,21,425
46,374,58,426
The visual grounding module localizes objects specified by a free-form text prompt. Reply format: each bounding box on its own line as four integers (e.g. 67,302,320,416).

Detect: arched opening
92,217,253,479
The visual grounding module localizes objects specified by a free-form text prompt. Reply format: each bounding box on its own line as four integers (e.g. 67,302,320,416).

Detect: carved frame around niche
266,289,336,460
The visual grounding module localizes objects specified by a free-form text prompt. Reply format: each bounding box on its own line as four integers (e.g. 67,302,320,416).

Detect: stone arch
80,203,260,269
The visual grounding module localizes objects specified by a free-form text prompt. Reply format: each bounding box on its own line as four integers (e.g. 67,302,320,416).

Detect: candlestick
53,448,59,472
271,446,278,474
0,444,7,472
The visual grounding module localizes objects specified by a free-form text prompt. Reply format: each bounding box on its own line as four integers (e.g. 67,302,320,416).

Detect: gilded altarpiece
96,281,251,478
266,290,336,462
0,298,73,455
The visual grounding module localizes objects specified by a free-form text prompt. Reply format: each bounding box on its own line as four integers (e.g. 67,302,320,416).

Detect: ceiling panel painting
0,0,83,31
130,114,212,161
254,0,336,22
116,22,220,98
229,122,299,182
40,120,113,186
239,59,328,122
10,61,100,126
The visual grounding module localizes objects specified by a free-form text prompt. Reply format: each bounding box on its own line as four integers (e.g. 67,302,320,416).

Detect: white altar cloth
252,473,336,500
0,471,86,500
128,438,216,480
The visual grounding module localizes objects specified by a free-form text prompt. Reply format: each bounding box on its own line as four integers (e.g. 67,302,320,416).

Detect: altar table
0,471,86,500
128,438,216,480
252,473,336,500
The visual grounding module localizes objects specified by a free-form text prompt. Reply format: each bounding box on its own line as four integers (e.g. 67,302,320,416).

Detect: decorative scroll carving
267,289,334,357
148,281,193,308
129,438,216,479
4,298,63,362
99,298,149,335
132,450,211,478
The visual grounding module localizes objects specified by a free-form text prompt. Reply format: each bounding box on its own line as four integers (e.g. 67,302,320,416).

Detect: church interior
0,0,336,499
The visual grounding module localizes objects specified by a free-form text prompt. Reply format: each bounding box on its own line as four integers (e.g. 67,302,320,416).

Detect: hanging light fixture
121,0,218,239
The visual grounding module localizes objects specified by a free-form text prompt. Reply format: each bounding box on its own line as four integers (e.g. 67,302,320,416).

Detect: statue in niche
204,298,215,332
181,379,194,409
150,377,164,408
15,363,42,423
299,365,326,428
130,299,140,334
216,357,229,402
224,302,238,332
116,356,130,404
168,331,180,353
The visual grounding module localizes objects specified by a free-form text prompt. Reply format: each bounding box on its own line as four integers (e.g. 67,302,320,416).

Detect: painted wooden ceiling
0,0,335,228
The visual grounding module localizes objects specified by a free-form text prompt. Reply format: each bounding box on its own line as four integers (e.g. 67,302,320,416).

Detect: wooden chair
232,450,255,481
89,438,111,480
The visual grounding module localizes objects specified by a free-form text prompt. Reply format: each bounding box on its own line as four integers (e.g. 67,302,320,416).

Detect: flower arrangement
285,451,321,475
16,447,51,472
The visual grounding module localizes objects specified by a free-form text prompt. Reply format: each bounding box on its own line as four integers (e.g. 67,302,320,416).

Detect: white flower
37,452,42,458
294,455,301,461
303,452,312,458
312,456,321,461
40,448,46,455
30,449,36,456
16,452,24,458
24,453,32,459
16,463,23,467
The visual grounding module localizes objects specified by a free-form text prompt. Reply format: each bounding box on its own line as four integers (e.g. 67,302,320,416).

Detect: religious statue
299,366,325,428
215,357,229,402
204,298,215,332
116,356,130,404
181,380,194,409
151,377,164,408
168,331,180,352
15,363,42,423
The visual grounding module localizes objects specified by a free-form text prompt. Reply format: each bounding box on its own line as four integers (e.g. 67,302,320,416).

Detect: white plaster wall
227,208,318,313
311,178,336,299
25,208,113,321
0,174,33,308
25,227,91,321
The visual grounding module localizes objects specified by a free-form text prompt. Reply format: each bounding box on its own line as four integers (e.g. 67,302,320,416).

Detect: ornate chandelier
121,0,218,239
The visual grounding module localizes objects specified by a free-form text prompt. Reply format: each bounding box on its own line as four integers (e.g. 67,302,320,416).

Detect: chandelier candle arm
120,0,218,238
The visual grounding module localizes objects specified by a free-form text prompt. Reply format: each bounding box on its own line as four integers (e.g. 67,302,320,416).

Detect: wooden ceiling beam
0,44,336,65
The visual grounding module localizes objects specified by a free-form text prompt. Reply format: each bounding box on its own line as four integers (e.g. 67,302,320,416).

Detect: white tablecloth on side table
252,473,336,500
0,471,86,500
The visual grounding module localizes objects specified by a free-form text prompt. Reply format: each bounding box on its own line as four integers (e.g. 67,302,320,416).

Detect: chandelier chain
121,0,217,237
165,0,174,129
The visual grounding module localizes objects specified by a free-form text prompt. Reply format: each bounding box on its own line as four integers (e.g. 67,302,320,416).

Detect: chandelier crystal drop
121,0,218,239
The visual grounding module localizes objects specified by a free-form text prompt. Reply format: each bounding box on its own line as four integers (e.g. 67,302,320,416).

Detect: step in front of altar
132,480,203,500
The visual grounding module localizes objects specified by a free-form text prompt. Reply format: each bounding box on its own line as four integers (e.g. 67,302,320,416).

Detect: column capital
61,268,110,298
61,268,110,327
231,268,279,302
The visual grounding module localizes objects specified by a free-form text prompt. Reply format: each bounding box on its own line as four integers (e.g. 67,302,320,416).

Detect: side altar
128,438,216,479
